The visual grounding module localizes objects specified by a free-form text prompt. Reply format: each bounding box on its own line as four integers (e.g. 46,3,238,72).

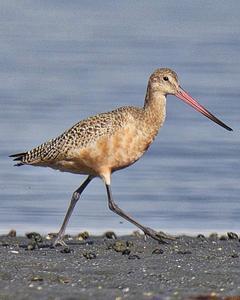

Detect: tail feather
9,152,28,166
14,162,24,167
10,135,63,167
9,152,27,158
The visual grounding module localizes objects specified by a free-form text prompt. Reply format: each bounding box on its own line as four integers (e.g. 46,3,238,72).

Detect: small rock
227,232,238,240
152,248,164,254
197,234,205,239
104,231,117,239
112,241,127,253
128,254,140,260
26,232,43,243
143,292,153,296
10,250,19,254
231,253,239,258
58,276,71,284
30,275,43,282
122,249,131,255
209,233,218,240
83,251,96,259
7,229,16,237
76,231,90,240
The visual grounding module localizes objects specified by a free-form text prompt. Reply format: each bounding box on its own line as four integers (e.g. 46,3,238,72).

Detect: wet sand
0,231,240,300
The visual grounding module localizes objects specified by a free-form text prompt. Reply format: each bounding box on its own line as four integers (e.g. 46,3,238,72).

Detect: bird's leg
105,184,175,243
54,176,93,247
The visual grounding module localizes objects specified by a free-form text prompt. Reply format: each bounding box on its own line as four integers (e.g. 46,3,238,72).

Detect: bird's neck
142,84,166,131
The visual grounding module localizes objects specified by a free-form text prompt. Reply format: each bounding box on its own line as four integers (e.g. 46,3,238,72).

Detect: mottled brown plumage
10,68,232,246
11,105,163,173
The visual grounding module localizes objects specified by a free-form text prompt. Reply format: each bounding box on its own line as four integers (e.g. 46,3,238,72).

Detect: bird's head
148,68,232,132
148,68,179,95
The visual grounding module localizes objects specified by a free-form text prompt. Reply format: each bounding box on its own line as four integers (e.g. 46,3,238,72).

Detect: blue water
0,1,239,235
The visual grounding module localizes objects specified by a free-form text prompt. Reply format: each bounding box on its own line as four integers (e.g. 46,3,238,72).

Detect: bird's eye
163,76,169,81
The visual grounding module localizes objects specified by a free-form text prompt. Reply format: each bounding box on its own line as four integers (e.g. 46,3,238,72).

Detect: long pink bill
175,87,233,131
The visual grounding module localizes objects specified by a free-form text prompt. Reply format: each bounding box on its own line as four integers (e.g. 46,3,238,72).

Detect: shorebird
10,68,232,246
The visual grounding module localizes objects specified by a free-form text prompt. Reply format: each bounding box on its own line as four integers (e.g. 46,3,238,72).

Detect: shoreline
1,226,239,236
0,231,239,300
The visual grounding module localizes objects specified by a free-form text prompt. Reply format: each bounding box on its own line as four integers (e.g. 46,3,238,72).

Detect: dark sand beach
0,231,240,300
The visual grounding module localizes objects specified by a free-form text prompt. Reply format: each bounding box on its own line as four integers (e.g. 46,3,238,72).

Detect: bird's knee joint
108,201,120,212
108,202,114,211
108,201,116,211
72,191,80,201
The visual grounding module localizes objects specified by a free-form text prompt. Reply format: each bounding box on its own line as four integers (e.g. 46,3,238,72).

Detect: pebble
209,233,218,239
112,241,127,253
26,232,43,243
58,276,71,284
227,232,238,240
30,275,43,282
143,292,153,296
83,251,96,259
197,234,205,239
104,231,117,239
76,231,90,240
10,250,19,254
7,229,16,237
152,248,164,254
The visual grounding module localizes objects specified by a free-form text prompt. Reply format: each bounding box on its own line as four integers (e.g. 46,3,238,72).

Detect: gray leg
105,184,175,243
54,176,93,246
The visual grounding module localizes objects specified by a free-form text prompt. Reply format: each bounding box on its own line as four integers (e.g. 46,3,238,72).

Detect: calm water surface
0,1,239,235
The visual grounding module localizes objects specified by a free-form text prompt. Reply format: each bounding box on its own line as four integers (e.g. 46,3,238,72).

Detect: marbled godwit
10,68,232,246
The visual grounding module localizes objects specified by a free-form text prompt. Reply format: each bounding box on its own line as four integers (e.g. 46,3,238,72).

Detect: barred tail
9,137,61,167
9,152,28,166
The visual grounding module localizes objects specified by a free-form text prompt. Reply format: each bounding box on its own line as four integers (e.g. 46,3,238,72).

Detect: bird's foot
143,227,175,243
53,236,68,247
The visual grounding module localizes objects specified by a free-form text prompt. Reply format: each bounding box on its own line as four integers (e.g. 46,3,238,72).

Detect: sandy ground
0,231,240,300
